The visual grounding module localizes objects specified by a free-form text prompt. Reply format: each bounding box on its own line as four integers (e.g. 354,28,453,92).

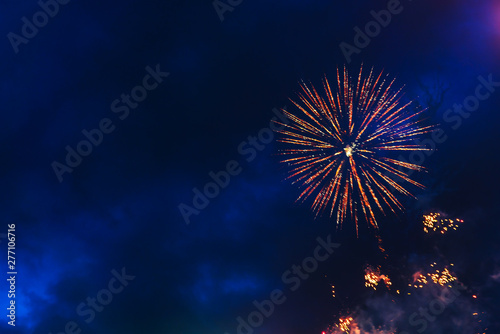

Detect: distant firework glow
275,66,434,234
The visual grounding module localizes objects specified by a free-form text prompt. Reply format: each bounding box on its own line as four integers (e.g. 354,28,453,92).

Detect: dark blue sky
0,0,499,333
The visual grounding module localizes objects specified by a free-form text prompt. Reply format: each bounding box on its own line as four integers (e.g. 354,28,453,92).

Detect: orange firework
337,316,354,332
364,266,392,290
324,316,396,334
422,212,463,234
409,262,458,289
274,66,433,234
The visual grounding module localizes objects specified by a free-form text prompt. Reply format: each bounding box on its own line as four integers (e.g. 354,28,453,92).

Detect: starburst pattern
274,66,434,234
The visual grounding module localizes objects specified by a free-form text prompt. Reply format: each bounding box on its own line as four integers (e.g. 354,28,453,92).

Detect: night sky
0,0,499,333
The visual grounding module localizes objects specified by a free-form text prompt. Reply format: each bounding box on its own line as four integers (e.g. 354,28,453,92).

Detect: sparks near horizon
323,316,396,334
274,66,434,233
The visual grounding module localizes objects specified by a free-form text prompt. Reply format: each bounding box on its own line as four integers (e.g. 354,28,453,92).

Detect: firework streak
274,66,434,234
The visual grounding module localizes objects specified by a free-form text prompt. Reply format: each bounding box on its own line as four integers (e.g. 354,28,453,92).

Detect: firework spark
337,316,354,332
323,316,396,334
364,266,392,290
274,66,433,234
423,212,463,234
409,262,458,289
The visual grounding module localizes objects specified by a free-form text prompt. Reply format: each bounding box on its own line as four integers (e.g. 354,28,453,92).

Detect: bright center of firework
344,144,355,157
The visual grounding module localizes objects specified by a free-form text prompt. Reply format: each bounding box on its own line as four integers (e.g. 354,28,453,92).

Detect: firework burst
409,262,458,289
422,212,463,234
274,66,434,234
364,265,392,290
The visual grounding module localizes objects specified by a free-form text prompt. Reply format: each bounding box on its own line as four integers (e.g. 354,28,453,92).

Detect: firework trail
274,66,434,234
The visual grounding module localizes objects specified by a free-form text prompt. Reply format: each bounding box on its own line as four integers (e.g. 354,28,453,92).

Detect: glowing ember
337,316,354,332
365,266,392,290
322,316,397,334
410,263,458,288
422,212,463,234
